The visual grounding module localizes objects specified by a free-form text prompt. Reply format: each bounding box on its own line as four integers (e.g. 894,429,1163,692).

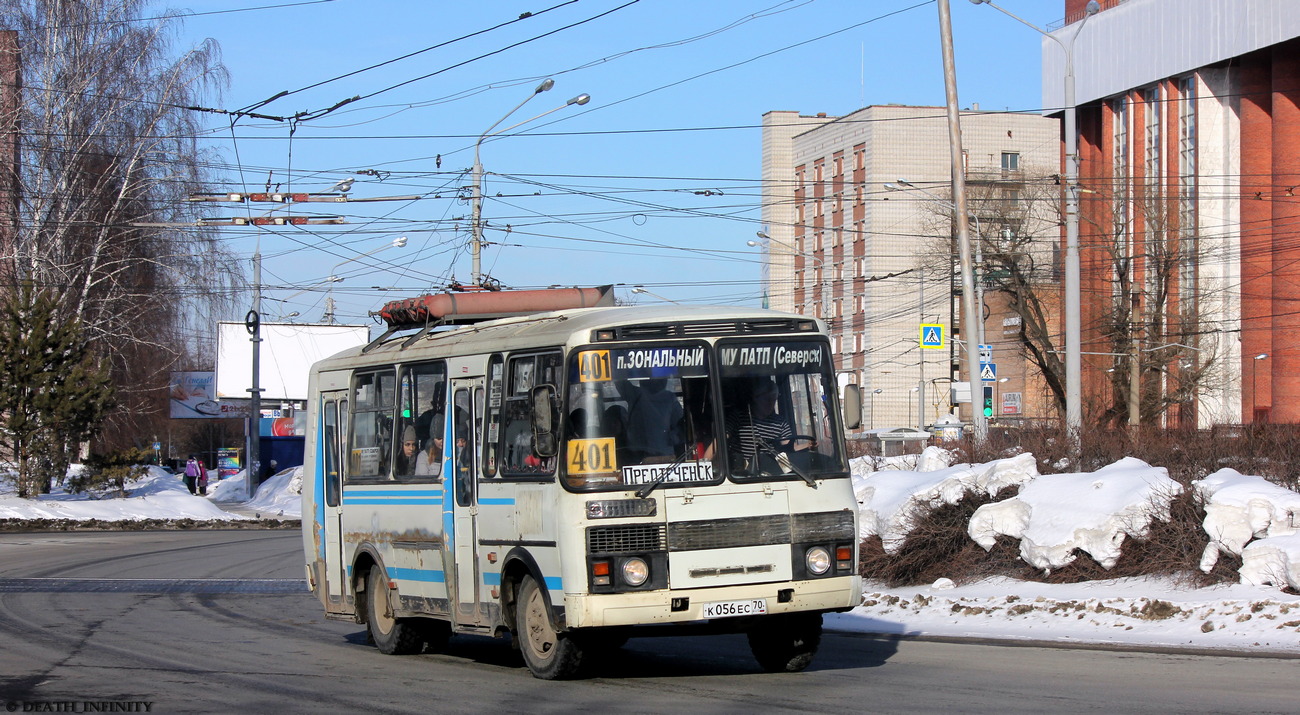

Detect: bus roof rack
363,285,616,352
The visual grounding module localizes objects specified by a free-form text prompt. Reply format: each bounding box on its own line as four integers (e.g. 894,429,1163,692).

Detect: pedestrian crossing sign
920,323,944,349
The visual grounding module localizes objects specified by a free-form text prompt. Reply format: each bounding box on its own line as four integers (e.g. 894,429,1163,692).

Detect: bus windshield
716,339,847,482
563,340,846,491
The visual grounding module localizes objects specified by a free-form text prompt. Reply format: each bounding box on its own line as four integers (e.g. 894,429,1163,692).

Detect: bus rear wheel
366,568,424,655
747,612,822,673
515,575,584,679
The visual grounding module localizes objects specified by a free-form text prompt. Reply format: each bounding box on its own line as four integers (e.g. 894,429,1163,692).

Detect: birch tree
1,0,242,448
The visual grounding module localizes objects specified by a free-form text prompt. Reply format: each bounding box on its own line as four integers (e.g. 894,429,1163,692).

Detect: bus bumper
562,575,862,629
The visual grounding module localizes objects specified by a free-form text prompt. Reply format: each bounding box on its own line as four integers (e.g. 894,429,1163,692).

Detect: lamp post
1252,353,1268,423
936,0,985,445
323,236,408,323
751,232,829,322
630,286,680,304
472,79,590,286
970,0,1100,457
870,388,883,429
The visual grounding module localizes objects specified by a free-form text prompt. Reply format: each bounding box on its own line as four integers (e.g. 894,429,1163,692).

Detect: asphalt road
0,531,1293,714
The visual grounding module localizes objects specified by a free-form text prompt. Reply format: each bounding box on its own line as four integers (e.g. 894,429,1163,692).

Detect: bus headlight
621,557,650,587
805,546,832,576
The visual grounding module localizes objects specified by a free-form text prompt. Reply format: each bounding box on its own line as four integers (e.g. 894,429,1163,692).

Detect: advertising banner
170,372,220,419
217,448,242,479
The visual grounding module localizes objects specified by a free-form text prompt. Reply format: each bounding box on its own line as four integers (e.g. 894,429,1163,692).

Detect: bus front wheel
515,575,584,679
366,568,424,655
747,612,822,673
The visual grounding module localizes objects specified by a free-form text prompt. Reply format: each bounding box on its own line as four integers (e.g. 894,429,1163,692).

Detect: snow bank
245,466,303,519
853,452,1037,551
1194,468,1300,573
0,465,241,521
967,458,1183,572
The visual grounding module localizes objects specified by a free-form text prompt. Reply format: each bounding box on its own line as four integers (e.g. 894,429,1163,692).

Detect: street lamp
749,232,829,321
1252,353,1268,423
630,286,680,304
970,0,1100,455
324,236,408,323
472,79,590,285
870,388,883,429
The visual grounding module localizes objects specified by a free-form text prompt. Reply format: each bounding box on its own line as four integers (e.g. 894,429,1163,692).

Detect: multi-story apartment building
760,106,1059,430
1042,0,1300,426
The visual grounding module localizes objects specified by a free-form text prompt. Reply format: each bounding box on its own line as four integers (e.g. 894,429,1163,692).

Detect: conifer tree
0,283,114,497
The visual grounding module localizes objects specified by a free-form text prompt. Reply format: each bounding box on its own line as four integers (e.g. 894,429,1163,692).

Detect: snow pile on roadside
832,576,1300,654
969,458,1183,571
852,451,1037,550
245,466,303,519
1195,468,1300,589
209,470,251,503
0,466,242,521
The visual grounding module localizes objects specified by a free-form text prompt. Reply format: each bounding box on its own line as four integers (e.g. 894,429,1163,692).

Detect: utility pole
937,0,986,444
247,248,263,496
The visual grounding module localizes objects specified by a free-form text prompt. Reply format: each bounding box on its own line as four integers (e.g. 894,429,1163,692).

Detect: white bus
301,286,863,679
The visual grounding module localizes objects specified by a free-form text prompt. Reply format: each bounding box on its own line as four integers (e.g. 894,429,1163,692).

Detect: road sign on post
980,362,997,382
979,344,992,362
920,324,944,349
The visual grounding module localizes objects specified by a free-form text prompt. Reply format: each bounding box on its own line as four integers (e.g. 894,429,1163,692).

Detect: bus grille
587,524,667,555
668,514,791,551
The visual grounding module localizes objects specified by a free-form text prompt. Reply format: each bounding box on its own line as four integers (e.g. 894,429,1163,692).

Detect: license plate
701,598,767,619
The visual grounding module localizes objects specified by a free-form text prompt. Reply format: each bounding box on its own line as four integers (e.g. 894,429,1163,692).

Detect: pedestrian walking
197,462,209,496
183,455,200,495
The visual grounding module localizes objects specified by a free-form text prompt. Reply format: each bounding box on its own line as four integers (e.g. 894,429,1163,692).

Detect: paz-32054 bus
301,286,863,679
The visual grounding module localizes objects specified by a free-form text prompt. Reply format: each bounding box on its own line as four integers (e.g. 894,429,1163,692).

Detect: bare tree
922,168,1220,428
1,0,242,450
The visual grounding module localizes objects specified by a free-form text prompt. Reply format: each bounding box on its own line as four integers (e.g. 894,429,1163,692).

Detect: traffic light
983,385,994,418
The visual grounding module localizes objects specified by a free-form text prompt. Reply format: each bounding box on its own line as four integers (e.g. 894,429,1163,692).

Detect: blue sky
172,0,1062,324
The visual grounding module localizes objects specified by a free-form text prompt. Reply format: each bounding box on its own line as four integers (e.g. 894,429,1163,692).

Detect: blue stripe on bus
478,498,515,506
388,567,446,583
343,489,444,497
343,499,443,506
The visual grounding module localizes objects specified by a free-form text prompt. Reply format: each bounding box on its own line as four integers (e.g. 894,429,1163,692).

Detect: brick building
760,106,1058,430
1047,0,1300,425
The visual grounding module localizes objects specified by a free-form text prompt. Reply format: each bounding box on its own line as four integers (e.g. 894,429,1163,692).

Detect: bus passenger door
450,378,484,623
320,392,348,606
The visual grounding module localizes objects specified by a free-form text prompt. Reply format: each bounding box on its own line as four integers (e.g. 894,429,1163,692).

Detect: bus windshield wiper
754,440,817,488
635,450,690,499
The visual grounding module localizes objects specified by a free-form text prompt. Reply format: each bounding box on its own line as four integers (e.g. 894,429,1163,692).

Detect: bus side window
499,351,560,476
349,370,395,479
482,355,504,478
323,399,340,507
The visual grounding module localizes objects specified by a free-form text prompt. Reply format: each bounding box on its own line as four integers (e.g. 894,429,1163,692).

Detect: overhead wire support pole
472,79,590,286
937,0,986,444
969,0,1100,458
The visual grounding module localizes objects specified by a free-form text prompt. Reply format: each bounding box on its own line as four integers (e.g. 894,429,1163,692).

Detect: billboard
171,372,251,418
216,322,369,402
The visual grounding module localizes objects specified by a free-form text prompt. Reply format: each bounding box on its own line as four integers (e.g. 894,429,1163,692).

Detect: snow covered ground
0,457,1297,654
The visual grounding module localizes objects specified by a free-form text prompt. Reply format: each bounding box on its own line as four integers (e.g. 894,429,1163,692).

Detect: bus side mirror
842,384,862,430
531,384,558,457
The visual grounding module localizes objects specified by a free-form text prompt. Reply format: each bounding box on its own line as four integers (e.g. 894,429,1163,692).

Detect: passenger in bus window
620,378,684,462
395,426,419,475
414,397,440,445
415,414,444,477
727,378,794,468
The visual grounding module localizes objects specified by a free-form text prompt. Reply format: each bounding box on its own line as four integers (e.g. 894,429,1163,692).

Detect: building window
1112,95,1131,293
1177,76,1198,316
1000,152,1020,171
1144,86,1162,189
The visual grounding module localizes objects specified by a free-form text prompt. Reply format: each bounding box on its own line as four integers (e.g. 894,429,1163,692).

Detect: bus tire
515,575,584,679
366,568,423,655
747,612,822,673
